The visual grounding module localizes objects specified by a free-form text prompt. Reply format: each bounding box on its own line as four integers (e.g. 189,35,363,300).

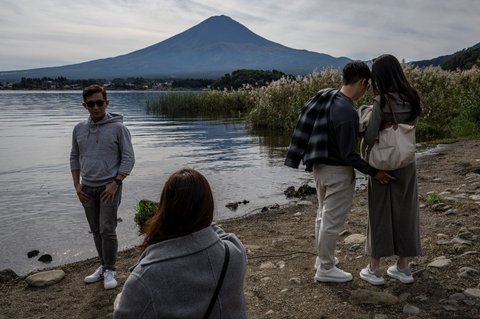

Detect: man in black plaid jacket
285,61,393,283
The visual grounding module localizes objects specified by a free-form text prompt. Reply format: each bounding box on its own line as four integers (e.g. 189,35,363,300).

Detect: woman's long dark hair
141,168,214,251
371,54,422,120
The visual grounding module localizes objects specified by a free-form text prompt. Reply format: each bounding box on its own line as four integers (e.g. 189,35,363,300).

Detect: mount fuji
0,15,351,81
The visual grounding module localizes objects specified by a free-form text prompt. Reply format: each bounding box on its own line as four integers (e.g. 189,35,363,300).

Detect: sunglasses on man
85,100,106,108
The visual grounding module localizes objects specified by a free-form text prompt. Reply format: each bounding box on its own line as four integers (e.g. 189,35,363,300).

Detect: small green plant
426,192,444,206
134,199,158,233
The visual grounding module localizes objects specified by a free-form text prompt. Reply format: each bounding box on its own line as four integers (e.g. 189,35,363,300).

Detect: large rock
259,261,276,269
284,184,316,198
350,289,399,305
457,266,479,278
0,269,19,283
403,304,420,315
463,288,480,299
25,269,65,287
427,257,452,268
344,234,366,245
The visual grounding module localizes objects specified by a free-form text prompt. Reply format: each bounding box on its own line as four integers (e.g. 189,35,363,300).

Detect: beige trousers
313,163,355,270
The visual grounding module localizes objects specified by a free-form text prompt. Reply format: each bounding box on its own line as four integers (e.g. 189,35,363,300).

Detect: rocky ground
1,139,480,319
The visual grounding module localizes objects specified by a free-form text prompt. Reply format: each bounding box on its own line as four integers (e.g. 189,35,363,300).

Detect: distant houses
0,77,191,90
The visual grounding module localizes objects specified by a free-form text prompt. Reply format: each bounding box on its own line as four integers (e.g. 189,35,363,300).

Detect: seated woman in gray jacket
114,168,247,319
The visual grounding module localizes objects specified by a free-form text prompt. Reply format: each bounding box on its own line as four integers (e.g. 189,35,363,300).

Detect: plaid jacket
284,88,338,171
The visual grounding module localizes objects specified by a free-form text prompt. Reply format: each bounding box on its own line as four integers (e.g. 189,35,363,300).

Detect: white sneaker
360,265,385,285
84,265,104,284
103,269,118,290
314,256,339,269
315,266,353,283
387,264,414,284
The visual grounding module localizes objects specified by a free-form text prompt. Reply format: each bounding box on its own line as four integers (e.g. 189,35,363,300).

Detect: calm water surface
0,90,322,275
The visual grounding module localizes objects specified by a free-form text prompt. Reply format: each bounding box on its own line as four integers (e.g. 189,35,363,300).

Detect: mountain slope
410,42,480,69
0,15,350,81
441,42,480,70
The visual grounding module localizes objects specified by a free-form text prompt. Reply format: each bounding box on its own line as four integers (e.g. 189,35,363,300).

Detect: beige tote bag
368,103,416,171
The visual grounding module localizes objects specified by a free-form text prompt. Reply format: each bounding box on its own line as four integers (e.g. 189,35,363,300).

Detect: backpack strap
203,242,230,319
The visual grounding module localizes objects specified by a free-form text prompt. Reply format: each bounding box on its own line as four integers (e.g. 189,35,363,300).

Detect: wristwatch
114,178,123,186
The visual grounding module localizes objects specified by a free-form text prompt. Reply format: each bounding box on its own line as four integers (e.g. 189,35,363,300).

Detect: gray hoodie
114,225,247,319
70,112,135,187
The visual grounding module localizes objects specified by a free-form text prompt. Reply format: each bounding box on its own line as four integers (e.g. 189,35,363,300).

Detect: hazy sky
1,0,479,71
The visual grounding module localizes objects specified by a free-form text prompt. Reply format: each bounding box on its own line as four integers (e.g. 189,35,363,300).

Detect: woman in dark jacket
360,54,422,286
114,168,247,318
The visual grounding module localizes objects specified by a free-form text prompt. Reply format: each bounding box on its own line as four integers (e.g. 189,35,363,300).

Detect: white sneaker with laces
84,265,104,284
387,264,414,284
314,256,339,269
103,269,118,290
314,266,353,283
360,265,385,285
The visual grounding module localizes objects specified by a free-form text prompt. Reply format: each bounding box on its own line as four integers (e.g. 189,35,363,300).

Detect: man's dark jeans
82,184,122,270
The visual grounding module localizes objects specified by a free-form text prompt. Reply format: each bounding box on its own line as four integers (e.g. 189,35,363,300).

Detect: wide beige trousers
313,163,355,270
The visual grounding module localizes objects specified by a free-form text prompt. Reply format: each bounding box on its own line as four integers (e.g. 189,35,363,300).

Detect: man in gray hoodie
70,84,135,290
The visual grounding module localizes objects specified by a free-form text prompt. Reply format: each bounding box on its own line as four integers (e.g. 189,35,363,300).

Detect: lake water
1,90,329,275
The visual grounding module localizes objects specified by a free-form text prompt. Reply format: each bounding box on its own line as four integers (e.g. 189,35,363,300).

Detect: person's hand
373,170,396,185
101,182,118,203
75,183,89,203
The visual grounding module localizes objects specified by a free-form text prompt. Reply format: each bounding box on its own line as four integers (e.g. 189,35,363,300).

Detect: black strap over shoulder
203,242,230,319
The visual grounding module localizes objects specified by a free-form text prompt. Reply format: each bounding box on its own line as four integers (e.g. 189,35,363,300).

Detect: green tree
212,69,290,90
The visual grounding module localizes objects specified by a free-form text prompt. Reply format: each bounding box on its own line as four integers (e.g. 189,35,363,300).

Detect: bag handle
203,242,230,319
385,98,417,130
386,99,398,125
